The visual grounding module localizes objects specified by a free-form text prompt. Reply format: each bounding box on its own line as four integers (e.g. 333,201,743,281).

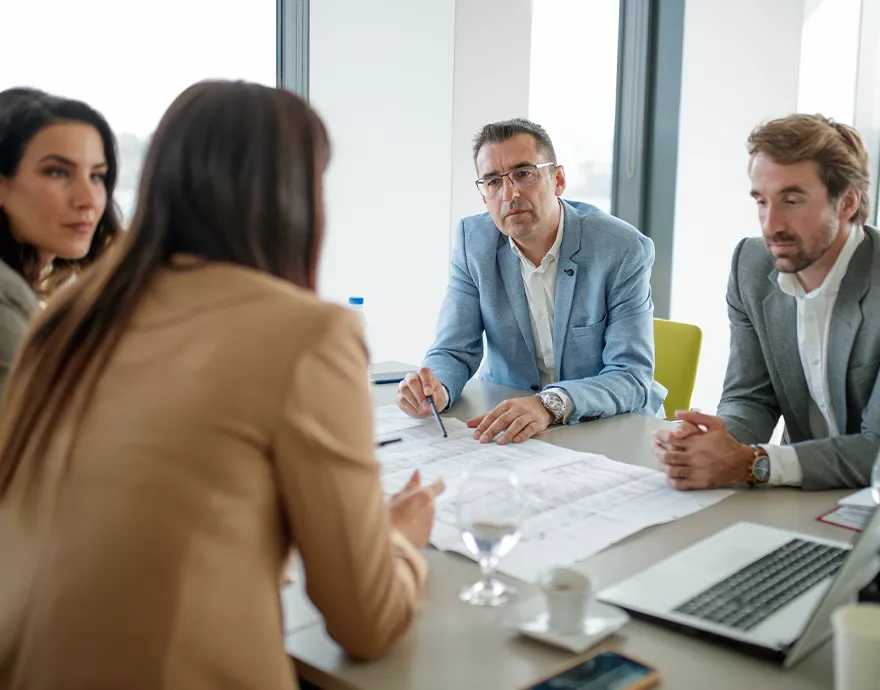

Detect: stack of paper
838,488,877,525
374,406,733,583
819,488,878,531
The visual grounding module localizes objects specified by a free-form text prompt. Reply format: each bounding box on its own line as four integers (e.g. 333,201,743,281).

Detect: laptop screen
786,503,880,668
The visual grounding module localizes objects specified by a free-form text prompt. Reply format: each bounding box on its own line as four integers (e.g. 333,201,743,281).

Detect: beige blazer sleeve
273,308,426,661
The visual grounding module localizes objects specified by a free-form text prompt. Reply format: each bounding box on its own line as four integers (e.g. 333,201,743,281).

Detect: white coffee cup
541,567,591,635
832,603,880,690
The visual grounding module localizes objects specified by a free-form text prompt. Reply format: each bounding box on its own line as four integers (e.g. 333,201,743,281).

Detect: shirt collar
508,200,565,269
777,222,865,299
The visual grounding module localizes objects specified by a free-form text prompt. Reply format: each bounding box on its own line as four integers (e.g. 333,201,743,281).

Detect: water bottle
348,297,372,374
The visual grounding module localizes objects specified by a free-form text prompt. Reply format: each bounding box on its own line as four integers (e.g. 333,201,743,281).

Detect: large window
798,0,862,122
670,0,879,414
529,0,620,212
1,0,276,221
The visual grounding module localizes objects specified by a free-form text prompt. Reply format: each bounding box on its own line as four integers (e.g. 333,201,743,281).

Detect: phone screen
527,651,656,690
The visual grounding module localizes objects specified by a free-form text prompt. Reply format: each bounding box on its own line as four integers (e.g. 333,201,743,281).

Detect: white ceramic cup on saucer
541,567,591,635
832,603,880,690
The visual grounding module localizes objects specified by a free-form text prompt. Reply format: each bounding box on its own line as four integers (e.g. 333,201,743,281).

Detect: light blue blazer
423,200,666,422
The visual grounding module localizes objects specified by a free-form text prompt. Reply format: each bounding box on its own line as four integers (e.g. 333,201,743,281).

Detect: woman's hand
389,470,445,548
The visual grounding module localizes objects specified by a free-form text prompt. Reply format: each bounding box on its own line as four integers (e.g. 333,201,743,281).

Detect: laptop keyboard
673,538,847,632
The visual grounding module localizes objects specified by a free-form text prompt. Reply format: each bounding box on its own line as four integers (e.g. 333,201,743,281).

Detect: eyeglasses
474,162,556,199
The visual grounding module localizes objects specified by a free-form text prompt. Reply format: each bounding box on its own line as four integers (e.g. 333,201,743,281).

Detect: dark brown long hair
0,88,122,290
0,80,331,497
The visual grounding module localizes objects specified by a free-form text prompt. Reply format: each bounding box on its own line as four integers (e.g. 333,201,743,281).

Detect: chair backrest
653,318,702,418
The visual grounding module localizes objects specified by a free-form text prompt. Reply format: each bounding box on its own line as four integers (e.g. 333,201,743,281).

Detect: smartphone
524,650,659,690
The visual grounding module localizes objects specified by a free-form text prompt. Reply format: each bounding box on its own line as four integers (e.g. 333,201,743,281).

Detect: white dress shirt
438,202,573,421
507,201,575,422
764,222,865,485
509,206,564,387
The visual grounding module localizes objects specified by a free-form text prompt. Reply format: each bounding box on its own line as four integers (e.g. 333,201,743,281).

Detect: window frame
278,0,309,97
611,0,686,319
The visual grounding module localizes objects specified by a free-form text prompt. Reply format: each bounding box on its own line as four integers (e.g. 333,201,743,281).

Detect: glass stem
479,554,498,585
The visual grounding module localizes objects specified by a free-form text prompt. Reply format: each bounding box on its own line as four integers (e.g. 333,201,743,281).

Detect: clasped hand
651,411,754,490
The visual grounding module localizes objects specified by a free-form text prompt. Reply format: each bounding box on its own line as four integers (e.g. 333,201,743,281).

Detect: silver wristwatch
538,390,565,425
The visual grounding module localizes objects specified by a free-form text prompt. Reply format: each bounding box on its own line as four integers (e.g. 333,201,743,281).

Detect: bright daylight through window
0,0,276,223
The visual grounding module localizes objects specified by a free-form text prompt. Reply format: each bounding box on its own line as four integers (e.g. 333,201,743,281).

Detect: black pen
376,437,403,447
426,395,448,438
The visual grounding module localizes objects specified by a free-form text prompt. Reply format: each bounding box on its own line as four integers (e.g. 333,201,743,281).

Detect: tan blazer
0,259,426,690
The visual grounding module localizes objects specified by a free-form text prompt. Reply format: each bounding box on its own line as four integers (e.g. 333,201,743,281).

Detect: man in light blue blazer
397,118,665,444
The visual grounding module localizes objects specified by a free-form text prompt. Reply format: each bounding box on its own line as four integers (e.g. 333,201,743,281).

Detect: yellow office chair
653,318,702,419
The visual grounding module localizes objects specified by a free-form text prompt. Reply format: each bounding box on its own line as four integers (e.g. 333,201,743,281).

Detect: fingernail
472,431,480,439
480,434,490,443
498,437,507,445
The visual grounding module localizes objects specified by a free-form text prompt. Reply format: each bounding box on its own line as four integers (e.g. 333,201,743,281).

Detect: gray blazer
0,259,37,397
718,226,880,490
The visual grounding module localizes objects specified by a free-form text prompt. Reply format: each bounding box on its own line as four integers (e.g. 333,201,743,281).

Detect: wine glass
456,465,525,606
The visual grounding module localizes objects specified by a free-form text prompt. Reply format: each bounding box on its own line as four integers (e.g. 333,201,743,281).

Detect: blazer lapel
553,202,581,374
828,236,872,432
497,236,537,361
762,282,811,438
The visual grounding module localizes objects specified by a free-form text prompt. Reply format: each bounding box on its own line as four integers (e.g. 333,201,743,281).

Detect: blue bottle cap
348,297,364,305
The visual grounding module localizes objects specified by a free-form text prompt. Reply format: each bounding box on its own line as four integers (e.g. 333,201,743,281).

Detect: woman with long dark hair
0,88,121,393
0,81,440,689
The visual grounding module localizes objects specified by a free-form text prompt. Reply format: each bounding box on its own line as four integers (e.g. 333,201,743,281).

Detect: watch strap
748,444,770,484
538,391,565,425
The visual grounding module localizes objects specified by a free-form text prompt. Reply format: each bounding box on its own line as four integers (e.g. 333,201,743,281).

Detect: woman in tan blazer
0,81,441,689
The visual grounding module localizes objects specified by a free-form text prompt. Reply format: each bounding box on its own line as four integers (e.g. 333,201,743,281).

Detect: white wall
310,0,456,364
449,1,533,247
311,0,535,366
670,0,805,412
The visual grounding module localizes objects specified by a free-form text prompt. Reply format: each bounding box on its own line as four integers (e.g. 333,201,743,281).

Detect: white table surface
283,374,849,690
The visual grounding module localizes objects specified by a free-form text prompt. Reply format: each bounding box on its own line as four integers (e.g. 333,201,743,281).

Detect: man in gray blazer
653,114,879,491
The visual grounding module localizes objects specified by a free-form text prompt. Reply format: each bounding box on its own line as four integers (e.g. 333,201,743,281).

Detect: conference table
283,372,850,689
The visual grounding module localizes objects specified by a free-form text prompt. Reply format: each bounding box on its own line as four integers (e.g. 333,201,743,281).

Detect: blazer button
530,385,539,392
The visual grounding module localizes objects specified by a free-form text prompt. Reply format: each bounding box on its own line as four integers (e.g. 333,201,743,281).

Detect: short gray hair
472,118,557,168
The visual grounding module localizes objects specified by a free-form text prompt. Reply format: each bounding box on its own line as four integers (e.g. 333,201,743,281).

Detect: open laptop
598,505,880,668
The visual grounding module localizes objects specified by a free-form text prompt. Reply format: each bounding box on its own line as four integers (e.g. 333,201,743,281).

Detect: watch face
754,456,771,482
540,393,564,423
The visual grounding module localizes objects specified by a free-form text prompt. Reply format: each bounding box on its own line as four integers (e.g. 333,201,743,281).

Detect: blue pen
426,395,447,438
373,377,406,385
